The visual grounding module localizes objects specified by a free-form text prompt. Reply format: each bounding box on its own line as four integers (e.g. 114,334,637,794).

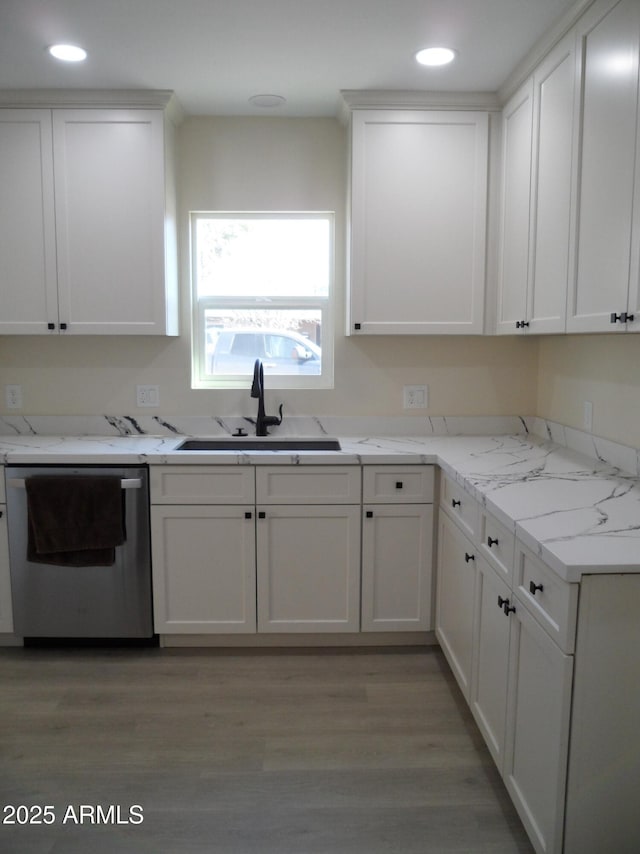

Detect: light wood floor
0,646,534,854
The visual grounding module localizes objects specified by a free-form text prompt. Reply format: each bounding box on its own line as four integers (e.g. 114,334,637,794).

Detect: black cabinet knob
354,323,361,330
47,322,55,330
487,536,499,548
366,510,373,518
529,580,543,596
258,511,266,519
244,511,252,519
452,499,461,508
464,552,475,563
395,481,403,490
60,322,67,330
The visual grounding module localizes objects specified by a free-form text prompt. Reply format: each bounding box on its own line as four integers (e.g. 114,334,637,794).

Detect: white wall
0,116,539,419
537,334,640,448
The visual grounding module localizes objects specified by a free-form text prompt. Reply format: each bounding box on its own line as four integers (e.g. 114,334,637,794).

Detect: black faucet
251,359,283,437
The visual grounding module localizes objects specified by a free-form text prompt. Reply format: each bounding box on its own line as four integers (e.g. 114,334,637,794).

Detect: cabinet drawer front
256,466,361,504
515,543,578,653
150,466,255,504
478,511,515,585
363,465,434,503
440,474,478,538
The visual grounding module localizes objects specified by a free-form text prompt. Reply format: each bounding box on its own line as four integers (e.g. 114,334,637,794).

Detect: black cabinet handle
452,499,461,508
354,323,361,330
487,536,499,548
60,322,67,330
529,580,543,596
464,552,475,563
366,510,373,518
258,511,266,519
244,511,252,519
610,312,634,324
395,481,403,490
498,595,515,615
47,322,55,330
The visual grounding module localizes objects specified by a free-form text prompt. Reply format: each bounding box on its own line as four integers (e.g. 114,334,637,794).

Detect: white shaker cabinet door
0,110,58,333
435,511,477,700
568,0,640,332
349,109,488,334
503,599,573,854
256,504,361,633
52,109,168,334
361,504,434,632
151,505,257,634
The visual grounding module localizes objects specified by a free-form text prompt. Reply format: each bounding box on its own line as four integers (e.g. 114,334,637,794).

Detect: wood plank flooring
0,646,534,854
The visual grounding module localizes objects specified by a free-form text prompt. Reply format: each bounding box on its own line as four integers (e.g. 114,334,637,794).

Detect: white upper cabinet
0,102,178,335
497,30,577,334
567,0,640,333
0,110,58,334
348,109,489,334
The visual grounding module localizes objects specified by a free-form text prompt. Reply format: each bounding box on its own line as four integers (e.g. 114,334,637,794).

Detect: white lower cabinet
0,504,14,633
256,504,361,632
469,556,511,770
435,509,477,700
361,465,435,632
503,595,573,854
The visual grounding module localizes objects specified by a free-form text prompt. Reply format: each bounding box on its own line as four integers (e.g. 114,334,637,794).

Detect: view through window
191,213,334,388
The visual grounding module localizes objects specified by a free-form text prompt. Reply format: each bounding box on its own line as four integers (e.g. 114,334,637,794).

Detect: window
191,212,334,388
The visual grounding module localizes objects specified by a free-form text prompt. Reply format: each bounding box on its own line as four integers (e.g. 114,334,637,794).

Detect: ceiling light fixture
48,44,88,62
248,94,286,108
415,47,456,67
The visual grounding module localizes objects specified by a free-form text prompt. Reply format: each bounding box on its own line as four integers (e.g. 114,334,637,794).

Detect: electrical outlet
136,385,159,407
583,400,593,432
403,385,428,410
5,384,23,410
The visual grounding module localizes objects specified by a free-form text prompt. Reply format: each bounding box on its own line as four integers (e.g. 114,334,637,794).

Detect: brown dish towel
25,475,125,566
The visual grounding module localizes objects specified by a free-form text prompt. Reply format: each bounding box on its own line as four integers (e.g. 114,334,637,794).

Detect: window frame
190,211,335,390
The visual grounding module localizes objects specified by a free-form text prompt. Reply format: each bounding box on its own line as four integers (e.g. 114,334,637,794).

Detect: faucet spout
251,359,283,437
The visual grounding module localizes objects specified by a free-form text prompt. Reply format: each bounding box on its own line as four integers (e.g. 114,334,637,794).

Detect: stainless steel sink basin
176,437,342,452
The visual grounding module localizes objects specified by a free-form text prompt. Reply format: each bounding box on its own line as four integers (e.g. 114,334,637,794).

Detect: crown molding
0,88,184,121
338,89,501,123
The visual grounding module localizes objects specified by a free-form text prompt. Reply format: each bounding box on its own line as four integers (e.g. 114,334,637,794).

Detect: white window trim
190,211,335,390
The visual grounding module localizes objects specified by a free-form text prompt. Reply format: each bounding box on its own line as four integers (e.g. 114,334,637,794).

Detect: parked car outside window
208,328,321,376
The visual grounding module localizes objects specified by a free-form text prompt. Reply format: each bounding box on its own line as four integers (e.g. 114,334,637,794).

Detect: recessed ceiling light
48,44,88,62
415,47,456,67
248,94,286,108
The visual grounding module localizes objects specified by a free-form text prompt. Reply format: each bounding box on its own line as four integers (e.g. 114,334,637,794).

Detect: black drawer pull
452,499,461,508
464,552,475,563
244,511,252,519
47,322,55,330
529,581,543,596
487,536,499,548
366,510,373,518
258,511,266,519
498,595,515,615
395,481,403,490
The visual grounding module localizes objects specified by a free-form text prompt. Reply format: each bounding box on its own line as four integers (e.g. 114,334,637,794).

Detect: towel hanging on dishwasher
25,475,125,567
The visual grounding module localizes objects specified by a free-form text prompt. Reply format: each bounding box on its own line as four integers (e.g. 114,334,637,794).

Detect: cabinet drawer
440,474,478,538
478,510,515,585
515,542,578,653
150,466,255,504
363,465,434,503
256,466,361,504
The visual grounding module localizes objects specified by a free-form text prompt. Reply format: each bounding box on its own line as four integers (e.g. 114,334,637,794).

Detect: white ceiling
0,0,580,117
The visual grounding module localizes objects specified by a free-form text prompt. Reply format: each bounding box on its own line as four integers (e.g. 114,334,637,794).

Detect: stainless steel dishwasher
5,465,154,639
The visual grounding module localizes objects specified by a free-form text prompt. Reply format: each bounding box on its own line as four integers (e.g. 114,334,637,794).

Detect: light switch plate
5,384,23,410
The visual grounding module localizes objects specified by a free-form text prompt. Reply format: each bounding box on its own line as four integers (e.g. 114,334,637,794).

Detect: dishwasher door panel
5,465,153,638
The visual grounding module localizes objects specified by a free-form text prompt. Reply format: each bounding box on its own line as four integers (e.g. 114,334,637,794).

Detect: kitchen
1,0,640,852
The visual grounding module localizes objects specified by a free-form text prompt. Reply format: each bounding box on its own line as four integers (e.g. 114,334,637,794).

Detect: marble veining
2,415,640,580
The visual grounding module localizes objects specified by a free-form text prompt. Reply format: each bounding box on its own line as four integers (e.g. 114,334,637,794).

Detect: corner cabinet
0,102,178,335
348,109,488,334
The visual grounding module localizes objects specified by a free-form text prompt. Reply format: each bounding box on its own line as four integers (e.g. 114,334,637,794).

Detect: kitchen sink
176,437,342,452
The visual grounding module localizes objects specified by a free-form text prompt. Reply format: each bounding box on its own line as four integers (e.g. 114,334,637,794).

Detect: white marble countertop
2,428,639,582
